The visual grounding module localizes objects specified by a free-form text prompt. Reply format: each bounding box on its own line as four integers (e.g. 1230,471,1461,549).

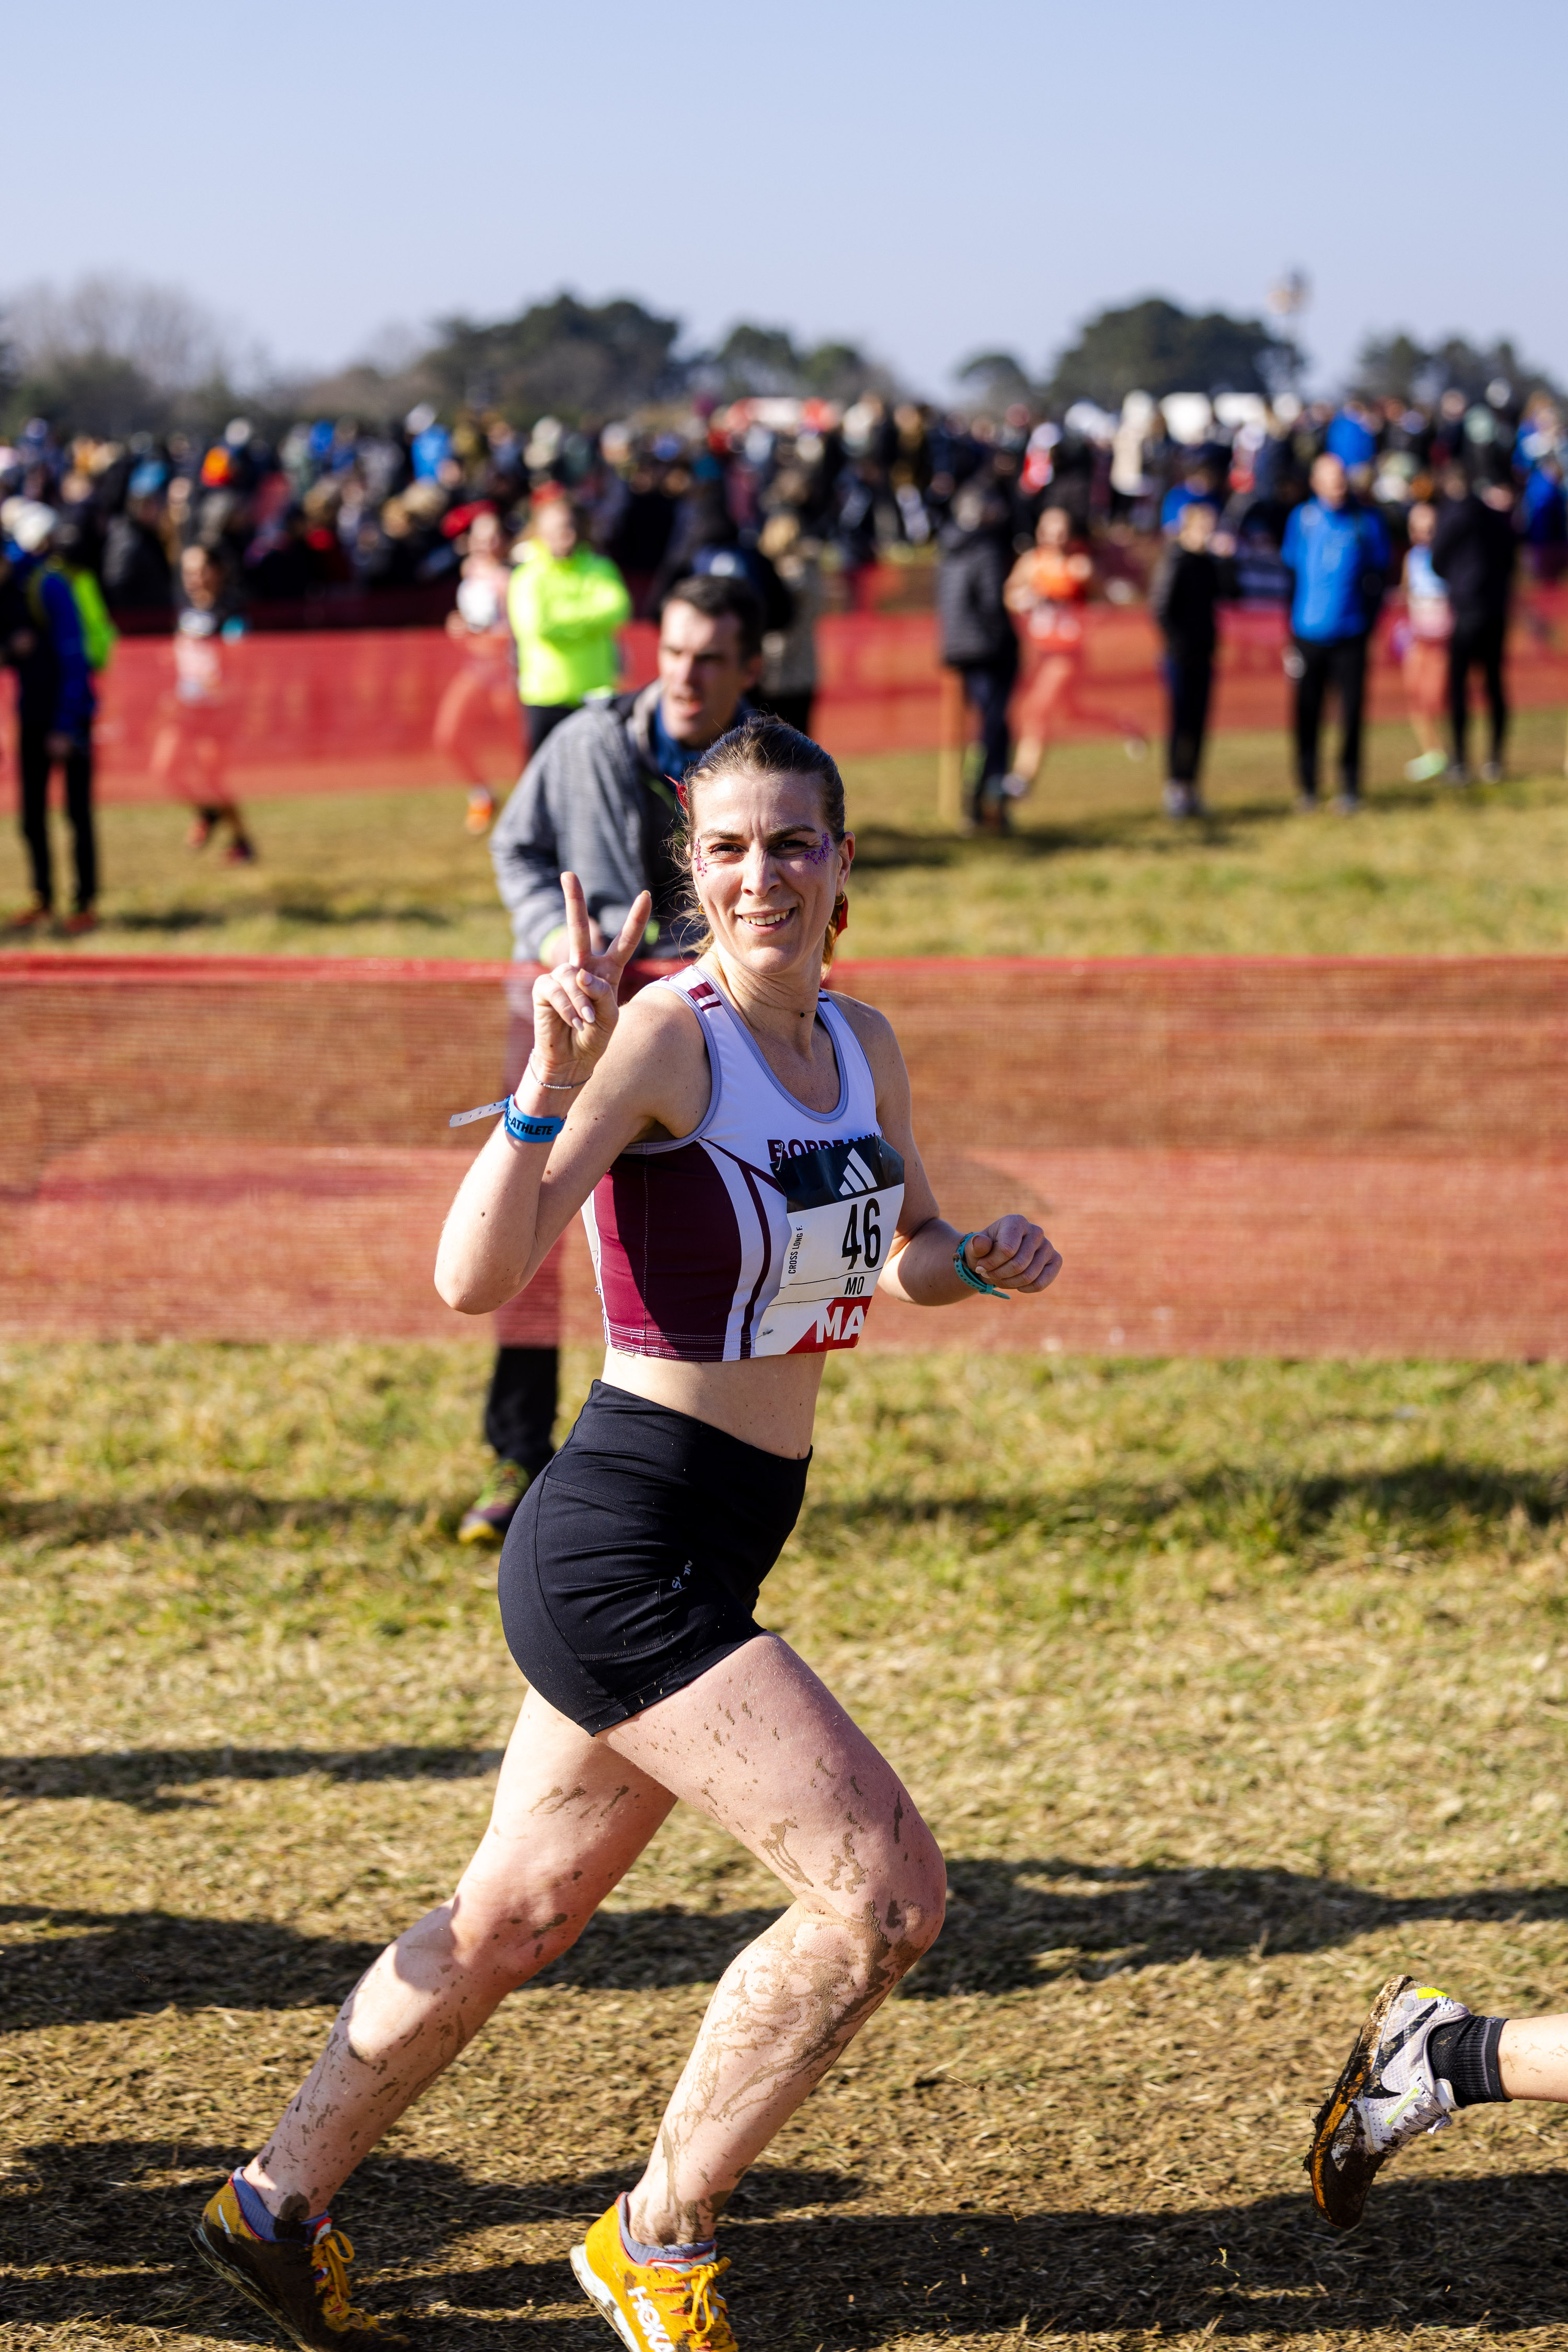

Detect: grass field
5,709,1567,2345
6,1340,1568,2350
4,705,1566,960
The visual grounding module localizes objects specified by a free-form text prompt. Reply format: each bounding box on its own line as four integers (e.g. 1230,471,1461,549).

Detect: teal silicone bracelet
954,1234,1010,1299
504,1102,565,1145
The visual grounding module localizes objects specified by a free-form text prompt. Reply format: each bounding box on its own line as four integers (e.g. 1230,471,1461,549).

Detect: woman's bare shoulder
827,990,902,1069
601,975,711,1079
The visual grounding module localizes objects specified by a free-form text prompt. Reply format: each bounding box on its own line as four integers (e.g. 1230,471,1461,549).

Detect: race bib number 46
752,1133,906,1356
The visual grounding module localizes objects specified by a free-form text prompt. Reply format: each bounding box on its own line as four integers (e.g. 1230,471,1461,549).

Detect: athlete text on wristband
953,1233,1010,1299
504,1102,566,1145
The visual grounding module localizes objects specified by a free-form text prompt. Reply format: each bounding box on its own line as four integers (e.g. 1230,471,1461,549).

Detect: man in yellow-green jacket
508,488,632,756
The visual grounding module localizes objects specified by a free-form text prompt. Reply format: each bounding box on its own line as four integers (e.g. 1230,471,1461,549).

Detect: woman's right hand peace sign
531,873,653,1084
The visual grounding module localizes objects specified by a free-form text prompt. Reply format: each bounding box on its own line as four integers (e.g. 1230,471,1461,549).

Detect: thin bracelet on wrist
525,1055,586,1091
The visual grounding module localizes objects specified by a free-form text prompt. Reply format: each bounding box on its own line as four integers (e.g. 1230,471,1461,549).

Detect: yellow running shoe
571,2199,737,2351
190,2172,405,2348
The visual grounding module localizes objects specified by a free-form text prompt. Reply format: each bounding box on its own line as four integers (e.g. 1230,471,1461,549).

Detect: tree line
1,275,1557,443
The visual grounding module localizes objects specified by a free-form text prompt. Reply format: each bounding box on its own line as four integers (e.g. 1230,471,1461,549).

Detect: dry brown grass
4,1341,1568,2348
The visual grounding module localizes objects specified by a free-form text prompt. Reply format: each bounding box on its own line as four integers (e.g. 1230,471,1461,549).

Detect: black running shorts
497,1380,810,1734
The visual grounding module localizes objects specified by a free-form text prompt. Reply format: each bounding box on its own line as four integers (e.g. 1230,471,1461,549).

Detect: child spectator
1396,501,1451,782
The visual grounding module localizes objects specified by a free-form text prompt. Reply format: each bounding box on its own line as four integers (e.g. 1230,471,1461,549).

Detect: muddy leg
243,1688,676,2217
604,1635,944,2245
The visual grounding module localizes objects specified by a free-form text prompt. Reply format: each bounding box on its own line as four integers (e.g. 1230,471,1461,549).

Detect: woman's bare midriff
600,1346,827,1458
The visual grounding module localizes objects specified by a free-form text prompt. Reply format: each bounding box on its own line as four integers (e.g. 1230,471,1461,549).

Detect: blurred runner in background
1396,500,1452,781
507,488,630,761
151,545,257,862
1002,505,1148,806
433,507,518,834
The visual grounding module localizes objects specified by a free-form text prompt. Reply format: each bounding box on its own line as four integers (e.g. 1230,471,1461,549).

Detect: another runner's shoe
572,2200,737,2351
191,2173,405,2348
465,787,496,834
1305,1974,1468,2228
457,1458,531,1546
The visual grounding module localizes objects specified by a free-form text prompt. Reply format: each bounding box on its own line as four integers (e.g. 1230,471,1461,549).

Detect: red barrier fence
12,591,1566,808
4,954,1564,1357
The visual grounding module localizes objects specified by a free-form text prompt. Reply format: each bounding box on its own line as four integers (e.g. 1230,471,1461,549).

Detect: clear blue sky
9,0,1566,397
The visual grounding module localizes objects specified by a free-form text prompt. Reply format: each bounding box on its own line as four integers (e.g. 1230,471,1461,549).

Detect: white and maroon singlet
583,963,906,1361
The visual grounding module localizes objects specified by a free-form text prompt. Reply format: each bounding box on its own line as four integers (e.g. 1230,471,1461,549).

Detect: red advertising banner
10,593,1565,808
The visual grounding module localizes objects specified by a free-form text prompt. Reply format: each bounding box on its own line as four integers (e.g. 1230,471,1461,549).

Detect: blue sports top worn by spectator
1160,482,1219,534
650,700,707,787
1281,499,1389,641
19,557,93,737
411,423,453,481
1324,410,1377,470
1521,467,1567,544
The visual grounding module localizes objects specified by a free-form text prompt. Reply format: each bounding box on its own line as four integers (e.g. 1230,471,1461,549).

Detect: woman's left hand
964,1216,1062,1294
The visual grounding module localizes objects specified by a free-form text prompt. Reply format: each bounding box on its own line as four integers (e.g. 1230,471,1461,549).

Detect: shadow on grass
848,793,1359,871
99,896,460,935
0,1744,506,1809
0,1488,436,1546
8,1454,1562,1561
265,896,456,929
7,1854,1568,2024
106,906,228,934
7,2135,1568,2342
798,1455,1568,1550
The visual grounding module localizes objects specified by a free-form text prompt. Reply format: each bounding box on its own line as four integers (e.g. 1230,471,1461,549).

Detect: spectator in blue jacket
2,502,99,932
1280,454,1390,812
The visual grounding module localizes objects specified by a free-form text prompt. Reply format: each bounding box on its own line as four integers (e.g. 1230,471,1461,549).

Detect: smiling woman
676,718,849,973
191,716,1062,2352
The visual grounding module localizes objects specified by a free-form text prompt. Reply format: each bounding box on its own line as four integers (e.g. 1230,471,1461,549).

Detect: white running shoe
1305,1974,1468,2228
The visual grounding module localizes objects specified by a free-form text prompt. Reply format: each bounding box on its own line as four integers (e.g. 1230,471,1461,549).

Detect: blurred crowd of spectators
2,376,1563,630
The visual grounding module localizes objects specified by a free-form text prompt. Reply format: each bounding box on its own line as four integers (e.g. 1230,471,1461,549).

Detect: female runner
433,506,518,834
1000,505,1146,806
191,714,1060,2352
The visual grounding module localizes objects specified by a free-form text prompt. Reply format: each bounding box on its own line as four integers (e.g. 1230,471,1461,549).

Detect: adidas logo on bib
837,1148,877,1196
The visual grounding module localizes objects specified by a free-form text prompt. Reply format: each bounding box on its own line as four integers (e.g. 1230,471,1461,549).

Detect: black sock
1427,2013,1509,2106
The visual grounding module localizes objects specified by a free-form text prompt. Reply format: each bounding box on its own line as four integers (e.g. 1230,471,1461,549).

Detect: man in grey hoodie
457,572,763,1544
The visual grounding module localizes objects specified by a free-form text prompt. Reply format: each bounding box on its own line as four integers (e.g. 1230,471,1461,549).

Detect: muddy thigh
605,1635,946,2242
606,1634,943,1930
